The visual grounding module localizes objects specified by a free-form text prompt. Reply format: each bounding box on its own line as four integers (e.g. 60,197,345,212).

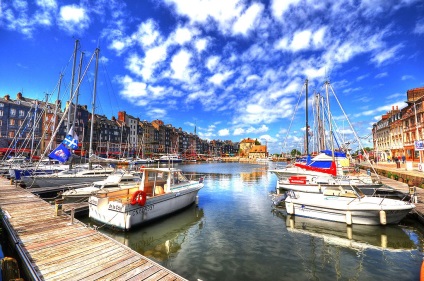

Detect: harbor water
82,162,424,281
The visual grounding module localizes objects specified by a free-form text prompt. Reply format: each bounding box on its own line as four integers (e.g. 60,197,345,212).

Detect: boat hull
20,175,109,188
89,187,201,230
285,192,414,225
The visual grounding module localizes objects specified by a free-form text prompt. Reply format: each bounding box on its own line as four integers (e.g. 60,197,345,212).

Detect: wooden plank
0,178,187,281
92,257,148,280
41,246,134,279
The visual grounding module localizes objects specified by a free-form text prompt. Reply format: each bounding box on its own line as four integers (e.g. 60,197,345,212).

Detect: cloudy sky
1,0,424,153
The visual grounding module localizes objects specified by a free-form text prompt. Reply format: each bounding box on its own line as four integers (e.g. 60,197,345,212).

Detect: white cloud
271,0,300,20
58,5,90,34
414,19,424,34
232,3,264,36
371,44,403,66
170,49,192,81
375,72,388,78
291,30,312,52
233,128,245,135
208,71,234,86
134,19,161,48
118,75,148,98
206,56,220,72
195,38,208,53
218,128,230,136
401,75,414,81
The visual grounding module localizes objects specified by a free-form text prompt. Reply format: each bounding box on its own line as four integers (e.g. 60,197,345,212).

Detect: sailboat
20,44,114,187
270,80,382,195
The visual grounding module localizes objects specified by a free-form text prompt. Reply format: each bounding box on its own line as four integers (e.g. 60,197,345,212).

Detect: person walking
402,155,406,164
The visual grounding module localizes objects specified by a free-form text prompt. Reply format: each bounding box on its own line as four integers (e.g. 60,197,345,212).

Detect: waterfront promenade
0,177,186,281
359,160,424,224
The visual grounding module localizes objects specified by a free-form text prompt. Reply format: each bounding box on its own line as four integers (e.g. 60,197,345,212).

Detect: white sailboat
270,80,381,194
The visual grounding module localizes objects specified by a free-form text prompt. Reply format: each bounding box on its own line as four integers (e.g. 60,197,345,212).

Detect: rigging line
281,81,306,154
35,49,99,172
328,83,380,179
101,62,120,117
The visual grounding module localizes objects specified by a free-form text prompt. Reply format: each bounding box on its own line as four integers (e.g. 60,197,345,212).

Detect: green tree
290,149,301,157
255,139,261,145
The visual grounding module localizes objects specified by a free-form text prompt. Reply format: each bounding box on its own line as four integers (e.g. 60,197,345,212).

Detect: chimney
118,111,126,122
17,92,23,100
396,106,398,110
4,95,10,101
392,106,394,110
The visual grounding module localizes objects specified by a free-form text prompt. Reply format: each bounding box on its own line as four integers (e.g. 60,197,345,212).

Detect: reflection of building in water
275,210,417,251
100,205,204,262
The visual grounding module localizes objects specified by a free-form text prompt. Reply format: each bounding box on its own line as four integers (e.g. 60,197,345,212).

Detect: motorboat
282,186,414,225
20,164,115,188
61,170,141,203
88,167,204,230
130,157,155,165
275,173,382,195
157,154,182,163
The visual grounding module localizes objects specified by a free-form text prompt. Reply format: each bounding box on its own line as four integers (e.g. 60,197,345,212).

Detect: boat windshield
351,185,365,197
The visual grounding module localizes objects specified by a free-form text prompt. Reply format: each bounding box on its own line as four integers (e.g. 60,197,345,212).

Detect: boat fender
286,202,294,214
130,190,147,206
346,211,352,225
379,210,387,225
139,166,145,171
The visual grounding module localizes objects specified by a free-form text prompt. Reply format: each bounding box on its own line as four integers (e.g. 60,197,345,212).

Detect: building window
19,120,24,126
19,110,25,117
9,119,15,126
9,131,15,138
0,110,3,116
10,109,16,116
0,103,3,107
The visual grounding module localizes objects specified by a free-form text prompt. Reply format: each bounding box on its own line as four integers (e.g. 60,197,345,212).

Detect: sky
1,0,424,154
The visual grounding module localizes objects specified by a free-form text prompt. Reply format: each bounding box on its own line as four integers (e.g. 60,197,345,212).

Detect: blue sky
1,0,424,154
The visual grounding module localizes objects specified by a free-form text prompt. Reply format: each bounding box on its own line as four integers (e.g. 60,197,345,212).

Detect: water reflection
273,208,418,251
88,204,204,262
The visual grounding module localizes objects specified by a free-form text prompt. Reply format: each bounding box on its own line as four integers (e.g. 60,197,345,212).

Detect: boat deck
0,177,187,281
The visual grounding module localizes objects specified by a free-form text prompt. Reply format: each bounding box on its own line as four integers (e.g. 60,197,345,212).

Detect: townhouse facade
0,92,241,159
372,86,424,163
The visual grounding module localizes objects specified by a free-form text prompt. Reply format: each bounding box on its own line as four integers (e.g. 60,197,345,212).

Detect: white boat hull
285,192,414,225
89,187,201,230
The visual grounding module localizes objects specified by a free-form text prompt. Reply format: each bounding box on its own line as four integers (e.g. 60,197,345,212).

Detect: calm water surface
82,162,424,281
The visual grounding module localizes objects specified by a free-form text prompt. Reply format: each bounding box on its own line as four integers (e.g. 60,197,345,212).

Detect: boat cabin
140,168,190,196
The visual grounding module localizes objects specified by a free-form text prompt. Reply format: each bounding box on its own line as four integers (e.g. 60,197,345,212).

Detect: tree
290,149,301,157
255,139,261,145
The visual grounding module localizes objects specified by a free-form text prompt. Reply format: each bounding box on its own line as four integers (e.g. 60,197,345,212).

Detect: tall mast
72,51,84,133
305,79,309,156
325,80,335,161
89,48,100,167
67,39,79,132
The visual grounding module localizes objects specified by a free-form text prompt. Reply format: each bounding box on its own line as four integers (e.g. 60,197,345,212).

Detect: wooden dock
0,177,187,281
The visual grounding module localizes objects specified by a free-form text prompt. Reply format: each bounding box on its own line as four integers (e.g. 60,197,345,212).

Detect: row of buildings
372,86,424,163
0,92,268,160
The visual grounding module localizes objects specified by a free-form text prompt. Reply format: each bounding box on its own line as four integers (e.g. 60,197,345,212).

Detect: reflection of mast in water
99,204,204,262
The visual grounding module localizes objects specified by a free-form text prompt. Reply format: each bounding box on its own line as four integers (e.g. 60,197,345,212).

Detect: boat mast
67,39,79,132
305,79,309,156
325,80,335,161
89,48,100,169
72,51,84,133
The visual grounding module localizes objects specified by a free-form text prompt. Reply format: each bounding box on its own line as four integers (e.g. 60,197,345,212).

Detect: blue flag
62,135,79,150
49,144,71,163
